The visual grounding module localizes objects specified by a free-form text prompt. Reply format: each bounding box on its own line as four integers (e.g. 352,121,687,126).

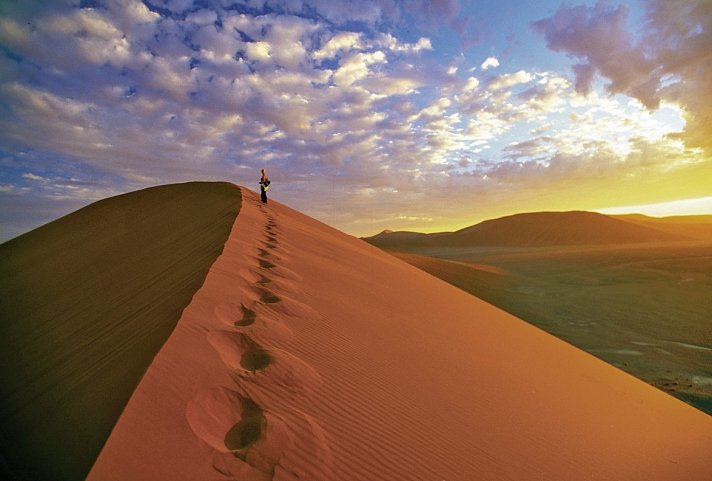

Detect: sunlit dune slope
0,182,241,481
89,188,712,481
367,210,690,249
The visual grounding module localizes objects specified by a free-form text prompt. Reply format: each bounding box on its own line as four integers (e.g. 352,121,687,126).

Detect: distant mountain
365,211,692,249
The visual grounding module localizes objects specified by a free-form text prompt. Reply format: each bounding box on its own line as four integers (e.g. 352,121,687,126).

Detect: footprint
187,388,287,479
217,305,294,345
224,397,265,453
236,348,323,401
258,248,277,261
207,330,272,374
240,268,273,286
257,263,302,282
207,331,321,398
240,286,281,305
215,302,256,327
237,305,257,327
259,290,281,305
240,337,272,373
186,387,265,455
259,259,276,269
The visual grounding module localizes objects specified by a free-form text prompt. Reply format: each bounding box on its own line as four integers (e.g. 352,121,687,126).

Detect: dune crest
89,188,712,481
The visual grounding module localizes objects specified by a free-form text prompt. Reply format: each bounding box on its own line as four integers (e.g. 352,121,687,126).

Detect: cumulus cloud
313,31,363,59
481,56,499,70
488,70,533,90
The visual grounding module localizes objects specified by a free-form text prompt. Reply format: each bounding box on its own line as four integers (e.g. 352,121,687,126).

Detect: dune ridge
89,187,712,481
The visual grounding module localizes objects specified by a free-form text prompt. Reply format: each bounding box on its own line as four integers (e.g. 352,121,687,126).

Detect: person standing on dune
259,168,271,204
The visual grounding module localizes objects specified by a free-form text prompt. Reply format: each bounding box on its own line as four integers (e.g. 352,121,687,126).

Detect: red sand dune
89,188,712,481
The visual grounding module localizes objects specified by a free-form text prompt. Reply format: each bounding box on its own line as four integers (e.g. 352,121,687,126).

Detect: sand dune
0,182,241,481
367,210,690,249
88,187,712,481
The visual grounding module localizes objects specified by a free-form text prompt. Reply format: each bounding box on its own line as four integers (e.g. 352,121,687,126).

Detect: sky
1,0,711,241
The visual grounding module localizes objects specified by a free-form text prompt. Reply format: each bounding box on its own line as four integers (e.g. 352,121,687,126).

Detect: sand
88,187,712,481
0,182,242,481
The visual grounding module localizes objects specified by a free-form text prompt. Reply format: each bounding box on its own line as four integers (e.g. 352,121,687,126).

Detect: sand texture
0,182,242,481
89,188,712,481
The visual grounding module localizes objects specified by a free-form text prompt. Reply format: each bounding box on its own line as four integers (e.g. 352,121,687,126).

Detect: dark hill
365,211,689,249
0,182,241,481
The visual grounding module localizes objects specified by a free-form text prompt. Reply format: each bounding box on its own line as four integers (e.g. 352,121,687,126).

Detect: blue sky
1,0,710,241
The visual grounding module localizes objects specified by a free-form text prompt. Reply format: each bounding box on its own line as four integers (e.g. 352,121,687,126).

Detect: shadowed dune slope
0,182,241,481
89,189,712,481
367,211,689,249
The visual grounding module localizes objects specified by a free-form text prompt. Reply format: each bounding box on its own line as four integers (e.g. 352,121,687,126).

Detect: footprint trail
188,192,332,481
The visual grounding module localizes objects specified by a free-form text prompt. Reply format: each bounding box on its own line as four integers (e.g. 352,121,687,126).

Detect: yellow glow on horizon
597,196,712,217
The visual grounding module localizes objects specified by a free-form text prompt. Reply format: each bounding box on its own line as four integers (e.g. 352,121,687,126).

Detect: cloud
333,50,387,86
313,31,363,59
481,56,499,70
533,3,653,103
488,70,533,90
533,0,712,153
21,172,48,182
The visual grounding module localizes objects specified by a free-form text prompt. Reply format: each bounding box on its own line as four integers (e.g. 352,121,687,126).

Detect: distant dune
0,182,241,481
3,186,712,481
366,210,693,250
